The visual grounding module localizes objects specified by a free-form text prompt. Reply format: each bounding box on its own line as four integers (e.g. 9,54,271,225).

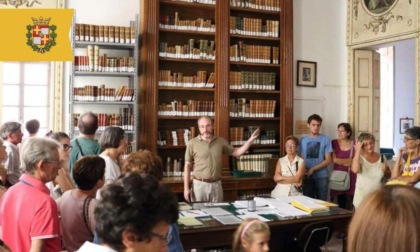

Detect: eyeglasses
404,137,416,142
45,160,63,166
285,144,296,148
150,231,172,244
337,130,347,133
62,144,72,151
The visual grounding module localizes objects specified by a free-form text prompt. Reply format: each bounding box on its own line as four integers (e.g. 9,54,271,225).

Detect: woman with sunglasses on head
351,132,389,209
390,126,420,188
271,135,306,198
46,131,75,199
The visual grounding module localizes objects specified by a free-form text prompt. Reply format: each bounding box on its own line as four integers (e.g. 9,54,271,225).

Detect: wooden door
354,50,380,150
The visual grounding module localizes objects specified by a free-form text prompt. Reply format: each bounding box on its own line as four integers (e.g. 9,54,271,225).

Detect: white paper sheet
213,215,243,225
237,214,270,222
202,207,232,216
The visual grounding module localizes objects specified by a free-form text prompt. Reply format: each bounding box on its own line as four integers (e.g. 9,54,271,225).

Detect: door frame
347,34,420,131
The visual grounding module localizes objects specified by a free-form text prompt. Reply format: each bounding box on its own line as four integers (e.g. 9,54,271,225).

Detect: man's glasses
45,160,63,166
404,137,416,142
62,144,72,151
150,231,172,244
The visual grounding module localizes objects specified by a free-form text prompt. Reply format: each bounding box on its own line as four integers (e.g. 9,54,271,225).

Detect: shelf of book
69,14,139,155
140,0,293,200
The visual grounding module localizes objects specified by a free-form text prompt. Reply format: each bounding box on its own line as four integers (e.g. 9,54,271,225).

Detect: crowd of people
0,113,419,252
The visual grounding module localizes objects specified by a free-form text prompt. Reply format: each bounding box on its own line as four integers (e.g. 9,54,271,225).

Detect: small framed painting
297,60,317,87
400,117,414,134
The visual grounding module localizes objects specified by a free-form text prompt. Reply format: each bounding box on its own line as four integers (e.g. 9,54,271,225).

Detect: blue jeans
303,177,328,201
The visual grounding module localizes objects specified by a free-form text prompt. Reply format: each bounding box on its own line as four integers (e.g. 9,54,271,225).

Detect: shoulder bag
329,141,353,191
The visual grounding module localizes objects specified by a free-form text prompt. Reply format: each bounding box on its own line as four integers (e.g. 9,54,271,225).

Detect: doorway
350,38,416,154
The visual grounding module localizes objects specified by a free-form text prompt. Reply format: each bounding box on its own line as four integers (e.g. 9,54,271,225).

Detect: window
1,62,51,136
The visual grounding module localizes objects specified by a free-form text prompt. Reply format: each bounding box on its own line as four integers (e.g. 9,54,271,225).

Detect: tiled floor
321,231,345,252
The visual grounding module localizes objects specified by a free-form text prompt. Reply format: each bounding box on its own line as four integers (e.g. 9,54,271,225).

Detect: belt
193,177,221,183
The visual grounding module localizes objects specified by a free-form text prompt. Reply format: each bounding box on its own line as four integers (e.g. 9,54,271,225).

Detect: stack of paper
180,210,209,217
178,217,203,226
213,215,242,225
291,197,329,213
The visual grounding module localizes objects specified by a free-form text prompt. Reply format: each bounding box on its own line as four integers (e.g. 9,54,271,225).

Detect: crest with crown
26,16,57,54
31,16,51,26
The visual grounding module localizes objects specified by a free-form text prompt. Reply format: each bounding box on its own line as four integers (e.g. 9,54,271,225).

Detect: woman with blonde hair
347,185,420,252
351,132,389,209
232,218,270,252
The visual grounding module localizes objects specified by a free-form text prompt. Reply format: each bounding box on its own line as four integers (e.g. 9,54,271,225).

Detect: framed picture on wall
297,60,317,87
400,118,414,134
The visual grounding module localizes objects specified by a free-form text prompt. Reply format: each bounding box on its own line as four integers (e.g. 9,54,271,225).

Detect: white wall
293,0,348,140
66,0,139,26
394,39,415,150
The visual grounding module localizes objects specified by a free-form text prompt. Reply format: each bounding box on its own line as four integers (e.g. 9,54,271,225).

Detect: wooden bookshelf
140,0,293,200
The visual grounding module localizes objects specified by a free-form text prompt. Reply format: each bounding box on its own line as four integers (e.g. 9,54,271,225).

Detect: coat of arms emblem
26,16,57,53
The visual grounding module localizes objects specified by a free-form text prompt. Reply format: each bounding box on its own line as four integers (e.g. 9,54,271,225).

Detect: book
291,197,329,213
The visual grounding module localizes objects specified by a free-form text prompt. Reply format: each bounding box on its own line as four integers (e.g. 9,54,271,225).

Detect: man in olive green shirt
184,116,259,202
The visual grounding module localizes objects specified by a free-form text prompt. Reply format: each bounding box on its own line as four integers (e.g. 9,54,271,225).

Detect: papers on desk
202,207,232,216
203,202,230,207
290,196,329,213
178,217,203,226
213,215,243,225
254,197,309,217
237,213,270,222
180,210,209,217
236,206,279,215
179,202,192,210
233,200,267,209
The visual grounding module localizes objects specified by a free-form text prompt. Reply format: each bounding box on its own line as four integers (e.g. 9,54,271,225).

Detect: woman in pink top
57,155,105,251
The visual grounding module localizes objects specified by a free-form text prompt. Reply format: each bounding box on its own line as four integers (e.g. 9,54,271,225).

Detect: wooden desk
179,206,352,250
163,176,276,201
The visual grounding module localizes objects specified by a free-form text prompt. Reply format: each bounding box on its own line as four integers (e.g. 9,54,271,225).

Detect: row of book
74,22,136,44
230,127,276,145
164,157,185,177
120,141,137,159
74,55,135,73
237,190,272,200
73,85,135,102
158,127,197,146
158,100,215,117
230,16,279,38
229,99,276,118
230,43,279,64
235,153,273,173
171,0,215,4
230,0,280,11
157,129,191,147
158,70,215,88
230,71,276,90
159,39,215,60
72,108,134,131
159,13,215,32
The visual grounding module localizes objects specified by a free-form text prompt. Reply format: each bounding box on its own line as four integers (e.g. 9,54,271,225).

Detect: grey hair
21,137,61,174
0,121,21,140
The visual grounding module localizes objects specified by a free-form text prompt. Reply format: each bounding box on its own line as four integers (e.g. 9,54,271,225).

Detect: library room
0,0,419,252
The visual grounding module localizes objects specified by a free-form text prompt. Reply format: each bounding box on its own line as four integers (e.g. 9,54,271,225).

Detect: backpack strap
75,138,85,157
